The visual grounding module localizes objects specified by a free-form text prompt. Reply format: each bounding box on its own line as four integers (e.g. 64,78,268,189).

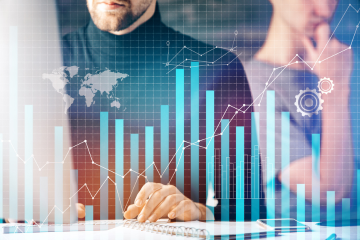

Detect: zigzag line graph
3,3,360,233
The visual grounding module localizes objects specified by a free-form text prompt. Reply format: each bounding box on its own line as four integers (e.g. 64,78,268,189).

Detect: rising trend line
3,3,360,233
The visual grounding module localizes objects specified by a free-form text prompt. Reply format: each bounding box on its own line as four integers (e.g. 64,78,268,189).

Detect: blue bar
236,127,244,221
131,134,139,204
70,170,78,231
161,106,169,184
55,127,63,230
312,134,321,222
191,62,199,202
206,91,215,217
0,134,2,218
342,198,350,226
297,184,305,222
176,69,185,193
9,26,18,220
25,105,33,224
221,120,229,221
281,112,290,219
40,177,48,232
145,127,154,182
115,120,124,219
327,191,335,222
85,206,94,231
100,112,108,220
266,91,275,219
251,112,260,221
358,170,360,225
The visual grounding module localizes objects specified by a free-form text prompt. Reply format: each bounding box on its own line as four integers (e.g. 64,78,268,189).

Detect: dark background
56,0,273,60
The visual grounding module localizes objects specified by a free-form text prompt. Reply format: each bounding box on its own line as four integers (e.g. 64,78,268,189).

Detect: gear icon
295,88,324,117
318,77,334,94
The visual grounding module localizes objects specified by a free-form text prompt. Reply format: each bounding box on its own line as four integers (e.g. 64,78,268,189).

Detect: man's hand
303,23,353,83
124,182,209,222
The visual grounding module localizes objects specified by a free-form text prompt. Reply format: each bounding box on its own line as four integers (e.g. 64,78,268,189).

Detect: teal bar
358,170,360,225
131,134,139,204
0,134,2,218
40,177,48,232
266,91,275,219
327,191,335,222
70,170,78,231
55,127,63,230
100,112,108,220
25,105,33,225
297,184,305,222
9,26,18,220
191,62,199,202
115,120,124,219
236,127,244,221
221,120,230,221
251,112,260,221
342,198,350,226
161,106,169,184
176,69,184,193
85,206,94,231
206,91,215,217
281,112,290,219
312,134,321,222
145,127,154,182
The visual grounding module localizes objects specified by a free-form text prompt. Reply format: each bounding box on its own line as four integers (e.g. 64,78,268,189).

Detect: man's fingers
77,203,85,219
138,185,180,222
147,194,185,222
168,199,197,220
302,37,317,61
314,23,331,51
134,182,163,207
124,204,142,219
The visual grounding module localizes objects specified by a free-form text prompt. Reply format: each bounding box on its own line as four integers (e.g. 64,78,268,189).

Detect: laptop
0,0,92,233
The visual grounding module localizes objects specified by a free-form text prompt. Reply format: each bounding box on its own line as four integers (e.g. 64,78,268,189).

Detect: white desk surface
0,221,358,239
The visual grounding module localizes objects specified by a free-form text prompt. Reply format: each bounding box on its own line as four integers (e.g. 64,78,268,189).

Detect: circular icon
166,41,170,46
234,30,238,35
318,77,334,94
294,88,324,117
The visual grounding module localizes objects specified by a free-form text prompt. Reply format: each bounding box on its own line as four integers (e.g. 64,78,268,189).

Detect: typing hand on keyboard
123,182,212,223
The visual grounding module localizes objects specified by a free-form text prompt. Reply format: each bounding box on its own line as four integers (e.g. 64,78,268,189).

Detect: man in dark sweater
63,0,253,221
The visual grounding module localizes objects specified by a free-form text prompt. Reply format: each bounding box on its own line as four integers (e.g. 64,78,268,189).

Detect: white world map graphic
42,66,129,114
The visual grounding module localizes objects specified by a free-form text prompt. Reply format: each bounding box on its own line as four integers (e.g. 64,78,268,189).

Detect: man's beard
88,1,150,32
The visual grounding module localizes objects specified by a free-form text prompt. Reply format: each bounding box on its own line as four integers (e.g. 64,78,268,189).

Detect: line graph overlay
3,4,360,233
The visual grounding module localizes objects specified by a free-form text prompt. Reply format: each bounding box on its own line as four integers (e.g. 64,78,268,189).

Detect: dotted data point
16,154,19,157
153,161,155,164
258,104,261,106
319,61,321,63
235,111,238,114
160,176,162,178
243,104,245,106
130,169,132,171
69,147,72,150
296,61,298,63
92,197,94,200
39,169,41,171
175,169,177,172
107,176,109,178
85,183,87,185
62,161,64,164
296,54,298,56
349,47,352,49
84,140,87,143
137,176,140,179
273,68,276,71
311,68,314,70
46,161,49,164
115,183,117,185
92,161,94,164
220,133,223,135
183,147,185,150
122,176,124,178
